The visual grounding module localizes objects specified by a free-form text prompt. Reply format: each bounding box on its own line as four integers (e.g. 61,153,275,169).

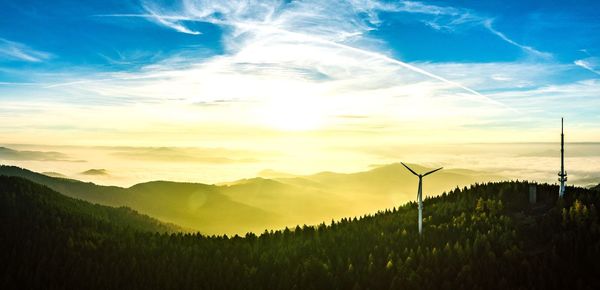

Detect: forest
1,175,600,289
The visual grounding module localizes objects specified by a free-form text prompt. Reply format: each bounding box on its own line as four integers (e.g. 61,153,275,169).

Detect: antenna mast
558,118,567,197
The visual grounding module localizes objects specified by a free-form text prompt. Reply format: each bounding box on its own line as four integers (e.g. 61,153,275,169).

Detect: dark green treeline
1,175,599,289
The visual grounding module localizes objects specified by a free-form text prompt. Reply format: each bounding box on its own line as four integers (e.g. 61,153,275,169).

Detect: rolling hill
268,163,503,215
127,181,279,234
0,175,178,234
2,175,600,289
0,165,277,234
0,164,502,234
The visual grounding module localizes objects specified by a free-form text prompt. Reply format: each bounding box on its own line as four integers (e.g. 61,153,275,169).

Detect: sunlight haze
1,0,600,224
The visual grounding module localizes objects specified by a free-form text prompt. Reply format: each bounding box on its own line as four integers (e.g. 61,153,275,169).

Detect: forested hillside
0,175,179,233
0,165,281,234
1,176,600,289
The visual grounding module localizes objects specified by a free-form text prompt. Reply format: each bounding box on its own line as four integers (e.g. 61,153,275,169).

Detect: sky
1,0,600,186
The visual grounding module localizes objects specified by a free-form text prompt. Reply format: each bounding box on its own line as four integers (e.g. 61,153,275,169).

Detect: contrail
44,73,166,89
93,14,195,21
234,21,510,109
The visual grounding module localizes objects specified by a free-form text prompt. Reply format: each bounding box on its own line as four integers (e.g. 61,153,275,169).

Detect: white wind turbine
401,162,443,235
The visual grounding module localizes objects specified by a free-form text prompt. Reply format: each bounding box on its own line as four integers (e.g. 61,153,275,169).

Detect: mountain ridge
0,175,179,233
0,163,504,234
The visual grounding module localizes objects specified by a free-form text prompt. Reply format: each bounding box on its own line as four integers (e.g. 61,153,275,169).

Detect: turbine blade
423,167,443,177
401,162,419,176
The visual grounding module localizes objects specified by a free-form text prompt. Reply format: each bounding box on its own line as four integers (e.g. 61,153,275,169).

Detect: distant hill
3,176,600,289
0,165,278,234
127,181,279,234
257,169,298,179
219,177,350,226
0,163,503,234
80,168,109,176
0,165,133,206
266,163,503,215
0,175,178,233
42,171,68,178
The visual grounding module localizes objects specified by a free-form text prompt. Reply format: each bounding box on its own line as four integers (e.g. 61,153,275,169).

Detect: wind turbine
401,162,443,235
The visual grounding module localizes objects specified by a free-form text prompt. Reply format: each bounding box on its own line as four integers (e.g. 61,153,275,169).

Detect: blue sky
0,0,222,75
0,0,599,146
2,0,599,66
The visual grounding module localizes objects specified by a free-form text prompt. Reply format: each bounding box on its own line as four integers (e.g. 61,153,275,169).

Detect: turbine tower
558,118,567,197
401,163,442,235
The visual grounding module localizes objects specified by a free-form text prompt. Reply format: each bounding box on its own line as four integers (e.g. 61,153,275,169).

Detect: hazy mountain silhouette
219,177,350,226
128,181,279,234
0,163,503,234
0,166,276,234
270,163,503,215
80,168,110,176
0,146,75,161
42,171,67,178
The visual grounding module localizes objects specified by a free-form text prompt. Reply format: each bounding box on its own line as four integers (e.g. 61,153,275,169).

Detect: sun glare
261,97,325,131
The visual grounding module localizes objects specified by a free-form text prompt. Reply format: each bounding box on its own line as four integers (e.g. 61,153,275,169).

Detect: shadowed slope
0,175,179,233
0,165,277,234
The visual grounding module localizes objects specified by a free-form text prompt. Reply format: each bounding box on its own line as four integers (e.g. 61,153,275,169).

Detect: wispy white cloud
0,38,52,62
419,62,573,90
142,3,202,35
574,57,600,75
482,19,552,59
29,0,591,130
95,11,201,35
383,1,551,58
99,1,552,61
92,0,499,106
486,79,600,116
6,0,596,146
392,0,484,31
0,81,38,86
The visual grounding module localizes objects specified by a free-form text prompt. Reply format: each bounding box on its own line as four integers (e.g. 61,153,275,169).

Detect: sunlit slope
219,177,350,226
128,181,279,234
269,163,503,215
0,164,503,235
300,163,502,198
221,163,504,229
0,165,278,234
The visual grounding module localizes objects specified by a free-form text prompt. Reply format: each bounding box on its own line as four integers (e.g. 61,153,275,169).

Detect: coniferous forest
2,175,600,289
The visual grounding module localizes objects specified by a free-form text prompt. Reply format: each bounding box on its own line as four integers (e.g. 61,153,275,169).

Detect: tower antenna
558,118,567,197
